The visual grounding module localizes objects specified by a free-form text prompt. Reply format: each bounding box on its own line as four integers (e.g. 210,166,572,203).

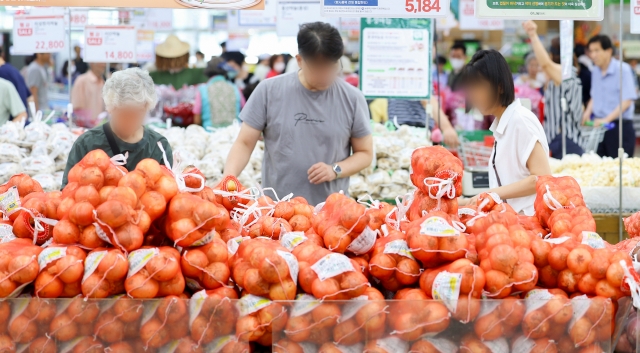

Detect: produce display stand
594,212,632,245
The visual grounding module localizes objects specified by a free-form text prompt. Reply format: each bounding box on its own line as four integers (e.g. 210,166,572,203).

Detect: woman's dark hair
460,49,515,107
61,60,69,76
269,54,283,69
204,57,227,78
587,34,613,51
297,22,343,62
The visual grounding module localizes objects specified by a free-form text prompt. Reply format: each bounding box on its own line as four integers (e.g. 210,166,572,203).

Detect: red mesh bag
624,212,640,238
0,173,44,221
0,239,42,297
518,215,547,237
34,245,86,298
368,229,421,290
181,237,232,291
81,248,128,298
534,176,586,228
410,146,463,199
407,189,458,222
547,206,596,239
229,238,298,301
124,246,185,298
406,210,473,268
235,294,288,346
189,287,239,346
389,289,450,341
213,175,251,212
165,193,231,247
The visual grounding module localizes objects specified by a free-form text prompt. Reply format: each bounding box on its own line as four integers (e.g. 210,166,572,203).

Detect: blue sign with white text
324,0,378,5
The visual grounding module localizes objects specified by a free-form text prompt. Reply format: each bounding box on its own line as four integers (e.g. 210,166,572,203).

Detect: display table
594,213,631,244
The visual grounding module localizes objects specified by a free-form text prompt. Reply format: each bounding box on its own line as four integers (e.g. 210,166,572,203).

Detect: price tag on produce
12,15,65,54
323,0,448,18
84,26,137,63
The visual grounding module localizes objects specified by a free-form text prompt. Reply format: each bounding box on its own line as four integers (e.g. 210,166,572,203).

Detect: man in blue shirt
583,35,639,158
0,47,32,118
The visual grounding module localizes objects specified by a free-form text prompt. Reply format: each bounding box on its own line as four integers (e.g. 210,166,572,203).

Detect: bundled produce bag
47,296,100,343
547,205,596,239
213,175,252,212
124,246,185,298
34,245,86,298
189,287,238,346
229,238,298,300
0,238,42,297
520,289,573,342
388,289,450,341
234,294,288,346
410,146,463,199
10,191,59,245
472,298,525,340
461,335,510,353
282,294,340,344
407,189,458,221
368,230,421,290
165,193,231,247
81,248,128,298
406,210,472,268
181,237,231,291
534,175,586,228
410,337,459,353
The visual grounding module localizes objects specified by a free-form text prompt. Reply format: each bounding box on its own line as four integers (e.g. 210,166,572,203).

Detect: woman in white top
460,50,551,215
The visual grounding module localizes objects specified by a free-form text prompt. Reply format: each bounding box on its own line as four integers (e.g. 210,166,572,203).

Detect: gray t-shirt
241,72,371,205
26,62,49,110
0,78,26,125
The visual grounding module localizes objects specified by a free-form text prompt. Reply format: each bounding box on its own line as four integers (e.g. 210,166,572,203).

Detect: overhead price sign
632,0,640,34
68,10,88,28
12,15,65,54
359,18,432,99
136,30,155,62
476,0,603,19
239,0,277,26
276,1,340,36
323,0,449,17
2,0,264,9
84,26,137,63
459,0,503,30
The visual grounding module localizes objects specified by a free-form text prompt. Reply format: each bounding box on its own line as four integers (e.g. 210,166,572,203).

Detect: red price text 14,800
405,0,441,12
105,51,134,60
35,41,64,50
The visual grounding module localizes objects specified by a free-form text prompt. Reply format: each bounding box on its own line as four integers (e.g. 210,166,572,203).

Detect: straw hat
155,35,190,59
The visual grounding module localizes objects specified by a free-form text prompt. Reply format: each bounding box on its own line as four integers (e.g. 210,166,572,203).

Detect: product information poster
136,30,155,63
476,0,603,19
632,0,640,34
239,0,277,26
459,0,504,30
276,1,340,36
323,0,449,17
560,20,574,80
359,18,432,99
12,15,65,54
129,9,173,31
84,26,137,63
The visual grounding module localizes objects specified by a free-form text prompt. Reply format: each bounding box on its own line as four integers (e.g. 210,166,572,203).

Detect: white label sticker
93,223,111,244
141,299,162,326
346,226,377,255
376,337,409,353
191,230,216,247
280,231,308,251
581,231,605,249
205,335,236,353
419,217,460,237
0,224,15,243
189,290,207,327
525,288,554,315
569,295,591,329
512,336,536,353
424,337,458,353
82,250,107,283
227,236,248,256
484,338,509,353
431,271,462,313
310,253,355,281
0,186,20,216
383,239,415,260
276,250,299,285
338,295,368,322
127,248,159,278
236,294,272,317
38,246,66,269
290,294,321,317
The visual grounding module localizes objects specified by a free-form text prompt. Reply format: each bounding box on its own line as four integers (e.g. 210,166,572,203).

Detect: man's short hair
450,42,467,55
588,34,613,51
297,22,344,62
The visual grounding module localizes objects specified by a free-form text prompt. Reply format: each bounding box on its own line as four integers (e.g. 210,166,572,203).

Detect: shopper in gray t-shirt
26,53,51,112
224,22,373,206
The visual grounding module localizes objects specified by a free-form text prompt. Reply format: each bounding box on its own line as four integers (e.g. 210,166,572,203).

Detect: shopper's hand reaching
442,127,460,148
308,162,336,184
582,112,591,125
522,20,538,37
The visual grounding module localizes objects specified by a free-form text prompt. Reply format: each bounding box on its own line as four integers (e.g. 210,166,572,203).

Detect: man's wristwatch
332,164,342,179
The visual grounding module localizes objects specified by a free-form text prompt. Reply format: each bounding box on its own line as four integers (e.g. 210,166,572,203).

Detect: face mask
227,70,238,80
450,58,465,71
274,62,286,73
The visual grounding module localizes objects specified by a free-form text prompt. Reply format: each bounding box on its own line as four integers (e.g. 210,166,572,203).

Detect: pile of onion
546,206,596,239
388,288,450,341
181,237,231,291
368,230,421,291
11,191,60,245
519,289,572,343
407,189,459,222
472,297,526,341
81,248,128,298
229,238,298,301
247,197,314,240
124,246,185,298
0,238,42,297
235,294,288,346
189,288,238,346
165,193,231,247
34,245,86,298
534,175,587,228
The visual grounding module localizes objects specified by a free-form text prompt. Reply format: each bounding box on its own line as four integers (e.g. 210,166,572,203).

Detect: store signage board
84,26,137,63
359,18,432,99
632,0,640,34
560,20,574,80
2,0,264,9
459,0,503,30
12,15,65,54
130,9,173,31
68,10,88,28
323,0,449,17
476,0,603,19
624,41,640,59
276,1,340,36
136,30,155,63
239,0,277,26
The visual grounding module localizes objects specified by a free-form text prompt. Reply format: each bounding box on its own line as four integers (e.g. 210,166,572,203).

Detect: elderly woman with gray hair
61,68,173,189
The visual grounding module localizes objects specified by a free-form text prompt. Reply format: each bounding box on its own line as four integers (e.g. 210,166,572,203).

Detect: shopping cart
579,125,608,153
